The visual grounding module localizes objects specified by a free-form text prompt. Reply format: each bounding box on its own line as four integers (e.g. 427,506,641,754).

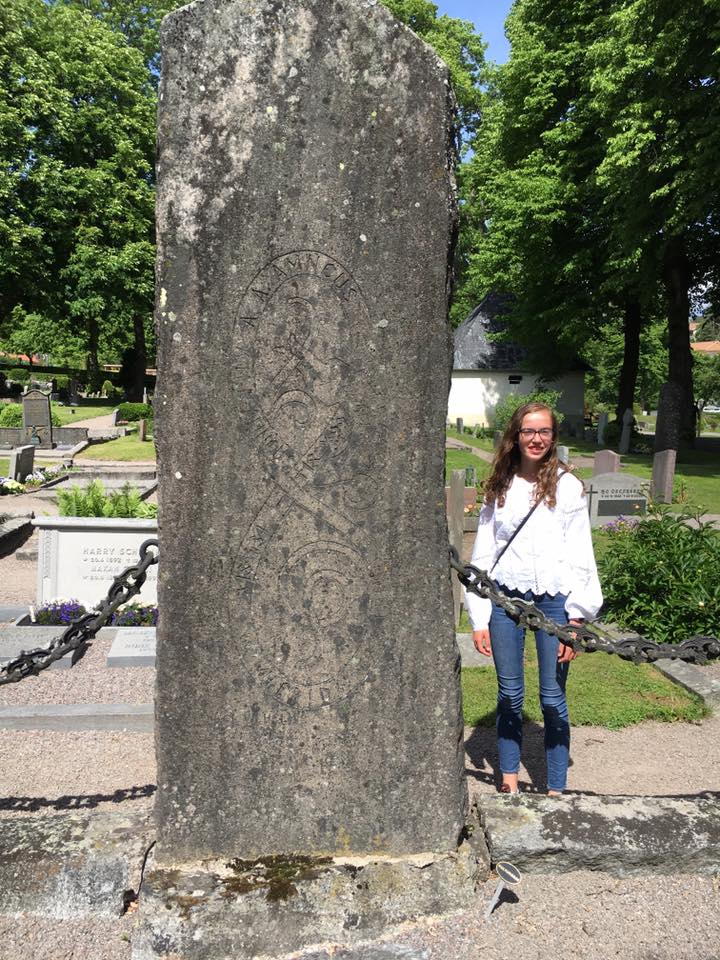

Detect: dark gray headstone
588,473,648,527
596,411,609,445
21,388,53,448
9,444,34,482
154,0,464,862
655,381,683,452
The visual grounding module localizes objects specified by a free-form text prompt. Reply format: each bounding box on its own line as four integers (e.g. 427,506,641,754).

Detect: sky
435,0,514,64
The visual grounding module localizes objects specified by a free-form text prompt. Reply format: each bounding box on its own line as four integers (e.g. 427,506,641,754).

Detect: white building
448,294,586,434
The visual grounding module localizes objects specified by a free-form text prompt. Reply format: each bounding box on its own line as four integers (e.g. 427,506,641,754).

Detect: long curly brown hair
484,402,568,509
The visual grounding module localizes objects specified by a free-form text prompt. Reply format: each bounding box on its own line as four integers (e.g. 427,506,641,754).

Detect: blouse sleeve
561,475,603,621
463,499,496,630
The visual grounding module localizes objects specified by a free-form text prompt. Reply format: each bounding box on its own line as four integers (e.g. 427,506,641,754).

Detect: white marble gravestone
33,517,157,607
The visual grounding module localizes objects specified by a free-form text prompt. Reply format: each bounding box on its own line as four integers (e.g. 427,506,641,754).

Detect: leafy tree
587,0,720,444
0,0,155,393
694,353,720,424
382,0,486,144
456,0,650,402
585,320,667,414
460,0,720,447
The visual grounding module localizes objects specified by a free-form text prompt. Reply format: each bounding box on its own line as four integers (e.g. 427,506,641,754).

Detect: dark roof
453,293,528,371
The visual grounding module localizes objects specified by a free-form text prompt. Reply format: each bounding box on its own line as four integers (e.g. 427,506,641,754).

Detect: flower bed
31,598,159,627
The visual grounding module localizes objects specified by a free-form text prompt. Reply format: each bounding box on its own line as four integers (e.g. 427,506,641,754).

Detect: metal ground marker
484,861,522,920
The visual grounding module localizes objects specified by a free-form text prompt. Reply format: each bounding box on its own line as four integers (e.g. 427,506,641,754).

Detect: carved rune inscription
228,251,382,710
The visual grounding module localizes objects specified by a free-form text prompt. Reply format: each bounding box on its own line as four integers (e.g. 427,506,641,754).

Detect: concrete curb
653,658,720,709
0,808,154,918
0,515,33,556
0,703,154,731
478,794,720,876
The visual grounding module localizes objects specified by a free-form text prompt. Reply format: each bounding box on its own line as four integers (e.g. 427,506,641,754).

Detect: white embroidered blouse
465,471,603,630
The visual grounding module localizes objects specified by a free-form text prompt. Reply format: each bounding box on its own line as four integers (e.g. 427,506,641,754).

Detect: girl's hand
558,619,583,662
472,629,492,657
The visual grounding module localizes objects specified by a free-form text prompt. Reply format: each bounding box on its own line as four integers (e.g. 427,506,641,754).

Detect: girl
466,402,602,795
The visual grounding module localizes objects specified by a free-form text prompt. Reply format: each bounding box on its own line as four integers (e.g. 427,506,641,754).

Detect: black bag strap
490,469,567,574
490,499,541,573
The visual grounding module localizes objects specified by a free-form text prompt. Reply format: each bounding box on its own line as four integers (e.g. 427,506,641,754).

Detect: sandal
499,783,519,795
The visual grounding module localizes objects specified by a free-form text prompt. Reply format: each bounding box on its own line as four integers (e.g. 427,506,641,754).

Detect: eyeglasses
518,428,554,440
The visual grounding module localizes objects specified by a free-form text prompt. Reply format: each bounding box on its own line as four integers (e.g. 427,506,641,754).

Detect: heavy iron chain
449,547,720,665
0,539,159,685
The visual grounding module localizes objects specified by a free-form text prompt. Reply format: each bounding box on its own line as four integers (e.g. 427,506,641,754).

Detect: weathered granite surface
154,0,462,861
480,794,720,875
0,809,153,918
133,840,485,959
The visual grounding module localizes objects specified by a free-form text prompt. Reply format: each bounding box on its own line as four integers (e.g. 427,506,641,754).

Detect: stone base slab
132,837,489,960
654,658,720,709
0,809,154,918
0,703,154,730
479,794,720,875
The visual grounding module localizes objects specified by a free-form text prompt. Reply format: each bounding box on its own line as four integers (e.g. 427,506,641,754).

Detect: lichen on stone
222,853,334,902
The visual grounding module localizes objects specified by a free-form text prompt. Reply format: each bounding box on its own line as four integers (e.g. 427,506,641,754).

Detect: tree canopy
459,0,720,445
0,0,485,394
0,0,156,391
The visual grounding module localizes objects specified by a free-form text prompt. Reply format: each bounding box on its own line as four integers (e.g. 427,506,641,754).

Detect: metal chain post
0,539,159,685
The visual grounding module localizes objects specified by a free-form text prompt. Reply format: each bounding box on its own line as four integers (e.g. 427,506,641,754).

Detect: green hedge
0,403,62,428
118,401,153,422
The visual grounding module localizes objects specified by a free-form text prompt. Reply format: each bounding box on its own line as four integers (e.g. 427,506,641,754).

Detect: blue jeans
489,588,570,792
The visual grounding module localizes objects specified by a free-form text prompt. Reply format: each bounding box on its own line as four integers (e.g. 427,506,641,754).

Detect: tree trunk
661,236,695,447
615,297,642,422
127,315,147,402
86,318,101,392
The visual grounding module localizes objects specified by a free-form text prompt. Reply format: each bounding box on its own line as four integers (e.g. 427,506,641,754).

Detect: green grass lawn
446,427,495,453
574,455,720,514
461,643,707,729
80,434,156,461
53,401,116,425
445,449,491,485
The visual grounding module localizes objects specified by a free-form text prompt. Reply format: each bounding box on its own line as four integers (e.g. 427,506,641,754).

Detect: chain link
449,547,720,665
0,539,159,685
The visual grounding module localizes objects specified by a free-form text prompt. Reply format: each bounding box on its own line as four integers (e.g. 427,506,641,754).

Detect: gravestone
593,449,620,475
0,627,73,669
33,517,158,607
456,417,464,434
597,411,609,445
145,1,480,953
106,627,156,667
9,444,34,482
556,444,570,465
655,381,683,453
651,448,676,504
22,389,53,448
138,418,147,441
618,407,634,454
587,473,648,527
